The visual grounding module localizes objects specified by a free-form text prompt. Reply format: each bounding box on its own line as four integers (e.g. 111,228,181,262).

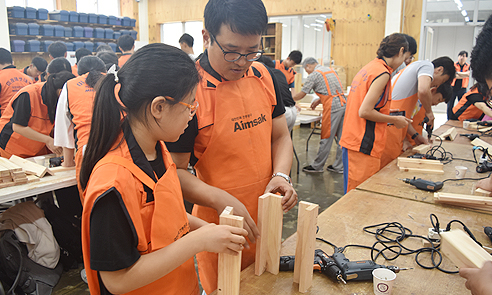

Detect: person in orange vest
20,56,47,82
452,82,492,121
292,57,346,174
340,33,412,194
0,71,74,158
79,43,247,295
117,35,135,67
165,1,297,293
179,33,196,60
273,50,302,94
448,51,470,119
71,48,92,77
0,48,32,116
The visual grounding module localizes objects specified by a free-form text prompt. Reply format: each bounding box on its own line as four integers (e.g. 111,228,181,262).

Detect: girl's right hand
393,116,412,129
46,137,63,155
196,223,248,256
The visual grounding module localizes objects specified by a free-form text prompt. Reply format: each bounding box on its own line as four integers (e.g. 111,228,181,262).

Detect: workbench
433,120,492,145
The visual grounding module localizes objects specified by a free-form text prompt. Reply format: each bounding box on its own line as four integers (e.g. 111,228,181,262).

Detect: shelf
10,34,117,43
8,17,134,30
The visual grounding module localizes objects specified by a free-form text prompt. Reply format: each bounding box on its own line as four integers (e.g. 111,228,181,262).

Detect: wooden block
471,138,492,152
218,206,244,295
293,201,319,293
397,157,444,174
440,127,457,141
434,192,492,206
0,157,22,172
474,188,492,196
412,144,431,154
9,155,53,177
255,193,283,276
440,229,492,268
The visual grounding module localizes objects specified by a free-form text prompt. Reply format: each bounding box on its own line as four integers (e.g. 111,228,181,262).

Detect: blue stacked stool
84,42,94,52
54,25,64,37
94,28,105,39
37,9,48,20
104,28,113,39
28,23,40,35
41,40,53,52
7,6,25,18
49,10,69,22
40,24,54,36
25,7,37,19
69,11,78,22
84,27,93,38
26,40,41,52
79,13,88,23
11,40,25,52
9,23,28,35
64,27,72,37
73,41,84,50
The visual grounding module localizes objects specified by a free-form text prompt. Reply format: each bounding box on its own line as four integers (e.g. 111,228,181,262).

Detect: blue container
98,14,107,24
27,23,39,35
115,17,122,26
129,30,137,39
84,27,93,38
69,11,78,22
9,23,28,35
94,28,105,39
11,40,26,52
120,29,130,36
73,26,83,37
122,17,131,27
95,42,106,50
40,24,54,36
25,7,36,19
108,16,117,25
64,27,72,37
108,42,117,52
88,13,98,23
49,10,69,22
130,18,136,27
113,31,121,40
65,42,74,51
84,41,94,52
25,40,41,52
41,40,53,52
54,25,65,37
78,13,88,23
36,8,48,20
104,28,113,39
73,41,84,50
7,6,25,18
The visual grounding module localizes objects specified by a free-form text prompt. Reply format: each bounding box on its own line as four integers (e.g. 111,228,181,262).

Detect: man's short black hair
47,57,72,74
458,50,468,57
75,48,92,63
432,56,456,84
204,0,267,41
117,35,134,52
288,50,302,64
48,41,67,58
471,14,492,83
403,34,417,55
96,51,119,71
179,33,194,47
31,56,48,72
436,83,453,103
96,44,113,53
0,48,12,65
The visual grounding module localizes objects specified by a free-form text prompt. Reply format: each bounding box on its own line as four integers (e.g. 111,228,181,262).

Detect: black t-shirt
165,50,285,154
271,68,295,107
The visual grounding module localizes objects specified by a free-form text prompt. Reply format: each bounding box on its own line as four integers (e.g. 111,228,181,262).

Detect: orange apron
192,70,274,294
82,142,199,295
406,105,426,146
314,69,347,139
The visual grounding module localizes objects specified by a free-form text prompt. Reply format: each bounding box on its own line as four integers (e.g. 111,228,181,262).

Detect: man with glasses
165,0,298,294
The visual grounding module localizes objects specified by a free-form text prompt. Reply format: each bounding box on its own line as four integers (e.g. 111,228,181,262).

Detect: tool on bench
477,121,492,126
460,134,480,140
423,117,432,140
408,153,437,160
399,177,443,192
484,227,492,243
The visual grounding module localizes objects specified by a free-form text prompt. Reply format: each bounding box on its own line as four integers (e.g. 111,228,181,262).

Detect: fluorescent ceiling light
320,14,327,18
465,16,470,22
304,24,310,28
282,24,287,27
310,23,323,27
461,10,467,16
314,28,321,31
315,19,325,23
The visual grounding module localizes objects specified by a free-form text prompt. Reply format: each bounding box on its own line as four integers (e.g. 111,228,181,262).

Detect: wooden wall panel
120,0,140,40
402,0,423,59
56,0,76,11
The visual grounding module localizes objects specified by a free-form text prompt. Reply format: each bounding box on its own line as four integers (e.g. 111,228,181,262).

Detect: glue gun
400,177,443,192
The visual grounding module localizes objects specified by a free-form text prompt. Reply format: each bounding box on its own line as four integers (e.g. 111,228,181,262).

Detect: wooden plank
397,157,443,174
0,157,22,172
471,138,492,152
255,193,283,276
440,229,492,269
398,167,445,174
412,144,432,154
434,192,492,206
218,207,244,295
440,127,458,141
9,155,53,177
293,201,319,293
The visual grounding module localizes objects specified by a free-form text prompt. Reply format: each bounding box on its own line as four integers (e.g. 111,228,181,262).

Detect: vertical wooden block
440,229,492,269
218,206,244,295
255,193,283,276
293,201,319,293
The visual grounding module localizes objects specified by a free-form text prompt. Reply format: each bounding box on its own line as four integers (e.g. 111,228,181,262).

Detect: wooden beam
412,144,431,154
255,193,283,276
9,155,53,178
471,138,492,152
218,207,244,295
397,157,444,174
440,127,457,141
293,201,319,293
440,229,492,268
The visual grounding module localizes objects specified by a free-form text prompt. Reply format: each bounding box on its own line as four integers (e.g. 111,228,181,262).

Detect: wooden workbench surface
211,190,492,294
433,120,492,145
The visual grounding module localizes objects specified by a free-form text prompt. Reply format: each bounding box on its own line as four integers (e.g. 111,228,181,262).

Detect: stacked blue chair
84,42,94,52
11,40,25,52
130,19,136,27
129,30,137,39
26,40,41,52
54,25,65,37
25,7,37,19
115,17,122,26
64,27,72,37
69,11,78,22
37,9,48,20
41,40,53,52
28,23,40,35
104,28,113,39
40,24,54,36
65,42,74,51
49,10,69,22
94,28,105,39
108,42,117,52
108,16,117,25
73,41,84,50
122,17,131,26
98,14,108,25
7,6,25,18
88,13,98,23
113,31,121,40
120,29,130,36
84,27,93,38
73,26,83,37
9,23,28,35
79,13,88,23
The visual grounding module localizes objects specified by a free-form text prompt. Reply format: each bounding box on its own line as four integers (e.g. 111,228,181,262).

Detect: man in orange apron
118,35,135,67
273,50,302,94
19,57,47,83
0,48,32,116
292,57,346,174
165,0,298,293
448,51,470,119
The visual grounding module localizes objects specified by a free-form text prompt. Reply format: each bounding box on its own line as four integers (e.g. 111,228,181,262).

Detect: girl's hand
45,137,63,155
195,223,248,256
393,116,412,129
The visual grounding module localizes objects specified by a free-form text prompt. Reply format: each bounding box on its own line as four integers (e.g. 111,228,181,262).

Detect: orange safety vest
0,67,32,115
451,62,470,88
119,53,132,67
314,68,346,139
192,61,276,294
82,138,199,295
0,82,52,158
71,64,78,77
274,60,296,85
340,58,393,158
452,87,486,121
406,104,426,146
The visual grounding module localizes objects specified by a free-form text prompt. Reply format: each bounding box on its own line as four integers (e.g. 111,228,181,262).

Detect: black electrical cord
442,173,491,183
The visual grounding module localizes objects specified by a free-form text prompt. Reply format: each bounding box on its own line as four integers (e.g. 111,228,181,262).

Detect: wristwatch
411,132,419,140
271,172,292,185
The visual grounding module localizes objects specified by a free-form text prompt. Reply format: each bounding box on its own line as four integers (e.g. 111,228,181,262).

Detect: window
161,21,204,56
6,0,55,11
76,0,119,16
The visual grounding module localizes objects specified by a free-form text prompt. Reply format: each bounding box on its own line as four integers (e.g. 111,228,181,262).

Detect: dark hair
31,57,47,72
204,0,267,42
470,82,490,97
75,48,92,63
288,50,303,64
257,55,274,68
80,43,200,189
44,71,75,123
403,34,417,55
0,48,12,65
117,35,135,52
471,14,492,83
96,44,113,53
179,33,194,47
48,41,67,58
77,56,106,88
431,56,456,84
436,83,453,103
96,51,119,71
458,50,468,57
47,57,72,74
376,33,409,59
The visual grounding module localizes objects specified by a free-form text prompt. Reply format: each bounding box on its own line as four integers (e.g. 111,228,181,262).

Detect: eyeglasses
210,34,264,62
165,96,199,116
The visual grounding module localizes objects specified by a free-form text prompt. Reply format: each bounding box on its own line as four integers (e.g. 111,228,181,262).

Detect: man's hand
45,137,63,155
264,176,297,213
426,111,435,131
414,134,429,146
460,261,492,295
310,99,321,110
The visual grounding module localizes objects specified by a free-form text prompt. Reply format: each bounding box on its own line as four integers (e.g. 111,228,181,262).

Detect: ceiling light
465,16,470,22
314,28,321,31
315,19,325,23
461,10,467,16
310,23,323,27
304,24,310,28
320,14,327,18
282,24,287,27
